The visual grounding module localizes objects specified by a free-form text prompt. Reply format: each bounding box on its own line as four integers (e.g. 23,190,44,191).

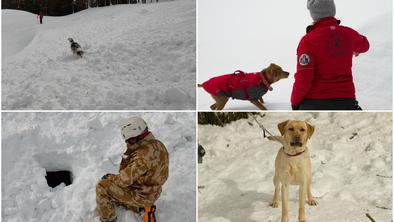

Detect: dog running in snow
68,38,83,57
198,63,289,110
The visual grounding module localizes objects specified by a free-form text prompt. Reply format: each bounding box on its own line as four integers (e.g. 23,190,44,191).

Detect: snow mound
2,10,37,58
2,112,196,222
2,0,196,110
199,112,392,221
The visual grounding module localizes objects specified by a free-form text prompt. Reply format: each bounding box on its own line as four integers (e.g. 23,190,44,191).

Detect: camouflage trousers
96,178,143,222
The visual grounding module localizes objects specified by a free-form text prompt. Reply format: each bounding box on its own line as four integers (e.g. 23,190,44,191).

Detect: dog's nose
294,136,301,142
285,72,290,77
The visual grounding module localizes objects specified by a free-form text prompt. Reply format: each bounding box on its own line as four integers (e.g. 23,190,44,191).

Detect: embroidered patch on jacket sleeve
299,54,311,66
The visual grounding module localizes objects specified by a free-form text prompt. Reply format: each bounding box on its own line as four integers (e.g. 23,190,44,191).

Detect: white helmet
120,117,148,141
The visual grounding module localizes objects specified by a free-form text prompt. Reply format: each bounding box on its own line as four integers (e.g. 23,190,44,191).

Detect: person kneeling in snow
96,116,169,222
291,0,370,110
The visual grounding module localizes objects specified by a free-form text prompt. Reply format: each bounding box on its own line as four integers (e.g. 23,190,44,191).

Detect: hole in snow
45,170,73,188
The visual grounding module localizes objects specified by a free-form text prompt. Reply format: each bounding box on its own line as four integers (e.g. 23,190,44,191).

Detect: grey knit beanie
307,0,336,21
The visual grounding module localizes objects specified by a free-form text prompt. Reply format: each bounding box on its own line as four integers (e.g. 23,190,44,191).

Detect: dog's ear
263,65,273,75
267,63,279,75
277,120,289,135
306,122,315,139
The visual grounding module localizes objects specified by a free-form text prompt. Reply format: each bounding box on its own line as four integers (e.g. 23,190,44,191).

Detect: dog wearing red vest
198,63,289,110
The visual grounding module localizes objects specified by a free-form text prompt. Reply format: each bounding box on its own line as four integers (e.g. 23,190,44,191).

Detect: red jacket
201,70,270,101
291,17,370,107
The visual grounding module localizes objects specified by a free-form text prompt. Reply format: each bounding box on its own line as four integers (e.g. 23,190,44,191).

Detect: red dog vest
202,70,270,101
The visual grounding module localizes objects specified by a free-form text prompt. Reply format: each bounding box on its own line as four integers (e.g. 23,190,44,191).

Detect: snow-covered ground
2,0,196,110
198,112,392,221
197,0,392,110
2,112,196,222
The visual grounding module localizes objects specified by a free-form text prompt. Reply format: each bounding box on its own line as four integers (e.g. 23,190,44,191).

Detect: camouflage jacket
110,133,169,205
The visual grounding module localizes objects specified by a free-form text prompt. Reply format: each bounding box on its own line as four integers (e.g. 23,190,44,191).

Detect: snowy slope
2,0,196,110
198,113,392,221
2,112,196,222
197,0,392,110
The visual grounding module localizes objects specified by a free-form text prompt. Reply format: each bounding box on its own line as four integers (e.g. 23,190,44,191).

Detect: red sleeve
291,38,315,107
352,30,369,53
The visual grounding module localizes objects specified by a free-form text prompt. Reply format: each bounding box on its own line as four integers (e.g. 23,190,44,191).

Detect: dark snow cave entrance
35,151,78,189
45,170,73,188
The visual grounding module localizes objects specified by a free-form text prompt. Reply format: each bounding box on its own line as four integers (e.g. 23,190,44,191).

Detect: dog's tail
197,84,202,87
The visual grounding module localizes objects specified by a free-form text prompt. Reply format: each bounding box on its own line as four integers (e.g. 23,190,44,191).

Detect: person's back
96,117,169,222
291,0,370,110
299,17,369,100
119,133,169,205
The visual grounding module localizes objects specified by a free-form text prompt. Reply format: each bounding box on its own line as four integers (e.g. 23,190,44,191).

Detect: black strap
251,115,274,138
148,205,156,222
230,70,250,100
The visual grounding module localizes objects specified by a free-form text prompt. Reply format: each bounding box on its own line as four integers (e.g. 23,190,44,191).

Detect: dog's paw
298,216,307,222
271,201,279,208
307,198,318,206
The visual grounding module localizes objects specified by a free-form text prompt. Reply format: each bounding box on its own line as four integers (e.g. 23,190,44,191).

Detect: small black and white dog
68,38,83,57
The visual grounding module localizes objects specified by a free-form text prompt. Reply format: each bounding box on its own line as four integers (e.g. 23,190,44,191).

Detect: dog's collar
260,71,272,87
282,147,305,157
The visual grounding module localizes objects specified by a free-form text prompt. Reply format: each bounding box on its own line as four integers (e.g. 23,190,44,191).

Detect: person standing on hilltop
37,11,44,24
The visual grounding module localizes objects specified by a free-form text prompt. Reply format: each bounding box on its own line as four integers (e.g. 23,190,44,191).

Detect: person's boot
143,205,156,222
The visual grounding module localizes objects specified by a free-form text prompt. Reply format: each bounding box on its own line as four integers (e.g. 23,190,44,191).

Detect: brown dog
198,63,289,110
268,120,317,222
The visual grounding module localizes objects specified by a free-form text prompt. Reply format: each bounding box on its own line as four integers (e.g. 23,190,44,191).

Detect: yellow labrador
267,120,317,222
